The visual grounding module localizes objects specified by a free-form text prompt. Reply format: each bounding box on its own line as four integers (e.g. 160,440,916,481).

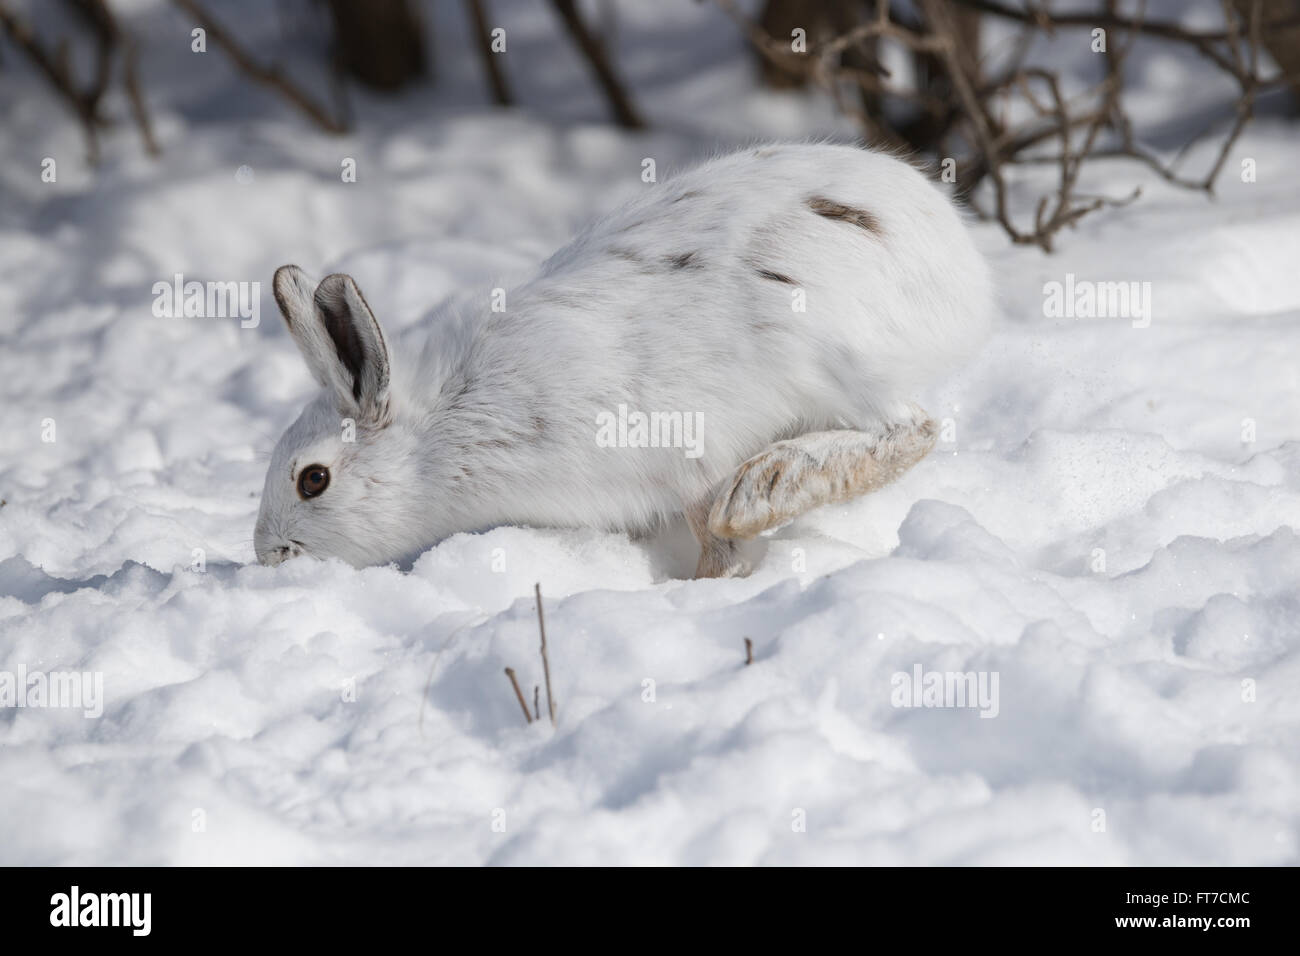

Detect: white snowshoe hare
255,144,992,578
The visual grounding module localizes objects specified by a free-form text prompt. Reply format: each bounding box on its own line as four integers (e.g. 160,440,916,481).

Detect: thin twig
535,583,556,726
950,0,1298,79
465,0,512,106
504,667,533,724
170,0,347,133
744,638,753,666
123,35,160,156
550,0,644,128
0,0,106,160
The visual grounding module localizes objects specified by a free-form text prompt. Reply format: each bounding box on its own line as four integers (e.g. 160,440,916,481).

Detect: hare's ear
313,273,391,420
273,265,391,421
273,265,334,390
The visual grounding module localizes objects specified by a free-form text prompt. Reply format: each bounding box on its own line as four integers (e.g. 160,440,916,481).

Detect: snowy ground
1,0,1298,865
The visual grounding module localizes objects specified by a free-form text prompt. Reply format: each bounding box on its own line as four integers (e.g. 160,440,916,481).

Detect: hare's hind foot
707,409,937,542
686,498,752,579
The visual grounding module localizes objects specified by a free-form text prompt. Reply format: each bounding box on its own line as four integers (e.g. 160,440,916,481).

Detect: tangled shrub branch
720,0,1290,251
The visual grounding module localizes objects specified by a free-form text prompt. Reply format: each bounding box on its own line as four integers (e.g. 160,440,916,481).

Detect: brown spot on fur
672,190,703,203
764,465,783,497
756,268,796,285
806,195,883,236
665,251,701,269
608,246,644,263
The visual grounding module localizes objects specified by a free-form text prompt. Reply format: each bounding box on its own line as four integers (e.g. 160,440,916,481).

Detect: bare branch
0,0,106,160
123,35,160,156
950,0,1297,79
465,0,513,106
550,0,644,128
721,0,1271,251
170,0,347,133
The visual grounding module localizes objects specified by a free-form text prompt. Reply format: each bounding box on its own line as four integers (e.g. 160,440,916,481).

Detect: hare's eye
297,464,330,499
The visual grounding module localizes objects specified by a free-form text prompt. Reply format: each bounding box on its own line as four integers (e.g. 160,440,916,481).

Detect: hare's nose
256,540,305,566
258,545,290,567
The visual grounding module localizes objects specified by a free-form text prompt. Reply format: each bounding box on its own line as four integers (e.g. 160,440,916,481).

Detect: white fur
254,143,993,569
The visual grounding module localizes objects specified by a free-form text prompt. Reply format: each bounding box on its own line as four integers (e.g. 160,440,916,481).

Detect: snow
1,0,1297,865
